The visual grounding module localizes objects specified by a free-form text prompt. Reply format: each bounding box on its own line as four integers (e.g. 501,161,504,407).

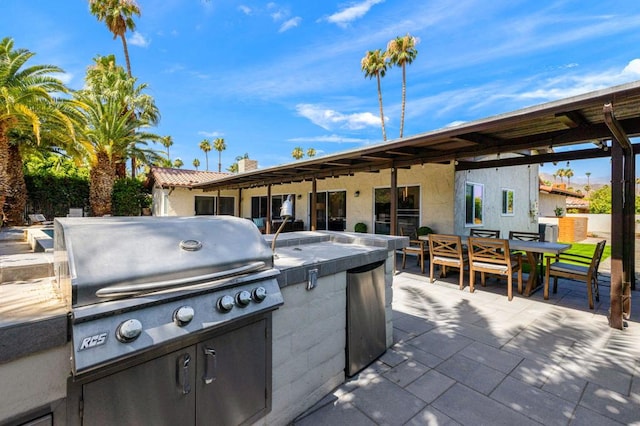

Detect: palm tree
213,137,226,172
227,162,238,173
89,0,141,77
161,135,173,163
556,168,566,184
292,147,304,160
74,58,160,216
386,34,418,138
173,158,183,168
565,168,574,187
361,49,388,141
306,147,317,158
199,139,211,171
0,37,78,223
585,172,591,195
193,158,200,170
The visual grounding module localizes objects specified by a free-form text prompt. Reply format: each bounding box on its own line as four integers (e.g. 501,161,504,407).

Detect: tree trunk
376,74,386,141
5,143,27,225
90,151,116,216
0,122,9,218
400,64,406,139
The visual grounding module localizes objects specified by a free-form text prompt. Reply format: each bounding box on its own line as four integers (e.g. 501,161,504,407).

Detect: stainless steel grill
55,216,283,426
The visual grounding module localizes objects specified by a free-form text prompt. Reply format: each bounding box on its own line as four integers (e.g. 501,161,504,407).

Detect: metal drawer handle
203,347,217,384
177,353,191,395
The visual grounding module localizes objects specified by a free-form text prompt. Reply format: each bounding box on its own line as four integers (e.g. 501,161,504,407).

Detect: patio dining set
400,227,606,310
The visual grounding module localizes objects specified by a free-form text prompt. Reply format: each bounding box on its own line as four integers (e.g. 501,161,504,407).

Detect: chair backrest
468,237,511,265
470,228,500,238
68,208,83,217
508,231,541,242
400,226,418,240
590,240,607,275
429,234,464,259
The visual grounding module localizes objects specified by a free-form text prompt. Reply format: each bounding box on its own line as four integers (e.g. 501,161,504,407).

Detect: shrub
417,226,434,236
354,222,367,233
111,178,150,216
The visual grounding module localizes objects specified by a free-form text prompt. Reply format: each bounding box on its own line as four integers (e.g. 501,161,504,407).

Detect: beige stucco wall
231,163,455,233
539,192,566,217
454,164,539,237
152,186,238,216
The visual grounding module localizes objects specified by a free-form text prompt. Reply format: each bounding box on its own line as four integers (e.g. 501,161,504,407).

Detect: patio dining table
419,235,571,296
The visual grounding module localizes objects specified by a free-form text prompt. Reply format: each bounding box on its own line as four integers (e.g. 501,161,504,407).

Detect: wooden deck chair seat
429,234,468,289
468,237,522,301
544,240,606,309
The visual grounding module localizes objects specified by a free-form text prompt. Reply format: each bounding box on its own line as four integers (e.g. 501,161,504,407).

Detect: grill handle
177,353,191,395
95,261,267,298
203,347,217,384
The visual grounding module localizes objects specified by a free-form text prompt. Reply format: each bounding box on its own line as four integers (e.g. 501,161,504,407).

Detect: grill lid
54,216,274,307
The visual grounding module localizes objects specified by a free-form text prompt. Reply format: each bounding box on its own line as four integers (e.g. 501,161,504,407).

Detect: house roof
539,179,585,198
566,196,590,209
147,167,231,188
194,80,640,192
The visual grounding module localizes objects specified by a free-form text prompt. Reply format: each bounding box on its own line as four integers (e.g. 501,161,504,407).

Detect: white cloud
198,131,224,138
238,5,252,15
622,59,640,75
288,134,370,144
296,104,381,130
324,0,384,28
128,32,149,47
279,17,301,32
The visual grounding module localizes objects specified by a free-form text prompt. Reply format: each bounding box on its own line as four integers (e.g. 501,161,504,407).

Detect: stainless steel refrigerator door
346,261,386,376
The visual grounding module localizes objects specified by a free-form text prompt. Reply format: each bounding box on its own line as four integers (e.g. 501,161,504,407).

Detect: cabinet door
82,347,196,426
196,318,268,426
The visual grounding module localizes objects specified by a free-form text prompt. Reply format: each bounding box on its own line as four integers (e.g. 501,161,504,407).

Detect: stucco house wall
151,187,237,216
234,163,454,233
454,164,539,237
539,192,567,217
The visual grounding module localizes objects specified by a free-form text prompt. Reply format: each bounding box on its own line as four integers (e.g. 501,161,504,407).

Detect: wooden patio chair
470,228,501,238
544,240,606,309
468,237,522,301
428,234,468,289
509,231,542,278
401,226,427,274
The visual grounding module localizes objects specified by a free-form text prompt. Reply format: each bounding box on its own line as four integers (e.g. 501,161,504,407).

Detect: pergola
197,80,640,329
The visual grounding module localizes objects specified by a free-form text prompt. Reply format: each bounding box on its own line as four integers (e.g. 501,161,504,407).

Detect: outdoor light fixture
297,194,302,200
354,190,360,197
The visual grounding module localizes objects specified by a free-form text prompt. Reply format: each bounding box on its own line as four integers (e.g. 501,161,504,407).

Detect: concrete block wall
260,253,395,425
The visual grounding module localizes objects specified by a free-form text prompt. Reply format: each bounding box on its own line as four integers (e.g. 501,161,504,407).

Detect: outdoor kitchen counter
0,277,69,423
267,230,407,287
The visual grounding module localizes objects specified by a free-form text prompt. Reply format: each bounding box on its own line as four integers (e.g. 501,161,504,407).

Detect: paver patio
295,254,640,425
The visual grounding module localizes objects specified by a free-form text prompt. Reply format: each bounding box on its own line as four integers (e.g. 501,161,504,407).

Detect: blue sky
3,0,640,185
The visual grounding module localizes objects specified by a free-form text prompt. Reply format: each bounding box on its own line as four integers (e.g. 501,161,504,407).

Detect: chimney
238,158,258,173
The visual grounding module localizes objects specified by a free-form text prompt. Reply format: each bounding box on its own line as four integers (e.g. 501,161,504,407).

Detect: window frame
501,188,515,216
464,182,484,227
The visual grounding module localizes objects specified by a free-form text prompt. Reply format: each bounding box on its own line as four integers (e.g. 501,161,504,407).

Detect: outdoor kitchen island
265,231,405,425
0,219,405,426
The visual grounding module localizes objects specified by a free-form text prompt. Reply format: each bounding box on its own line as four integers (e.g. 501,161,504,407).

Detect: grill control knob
174,306,195,327
116,319,143,343
235,290,252,307
217,295,235,312
252,286,267,302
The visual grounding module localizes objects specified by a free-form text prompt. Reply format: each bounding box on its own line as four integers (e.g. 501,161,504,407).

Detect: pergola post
266,185,272,234
604,103,634,328
311,178,317,231
390,167,397,236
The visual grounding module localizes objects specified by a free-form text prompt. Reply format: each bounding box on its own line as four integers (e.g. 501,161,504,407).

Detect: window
310,191,346,231
195,196,234,215
374,186,420,235
465,182,483,226
251,195,295,219
501,188,514,216
195,196,215,215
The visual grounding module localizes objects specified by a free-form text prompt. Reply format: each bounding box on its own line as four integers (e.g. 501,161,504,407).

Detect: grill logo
78,332,108,351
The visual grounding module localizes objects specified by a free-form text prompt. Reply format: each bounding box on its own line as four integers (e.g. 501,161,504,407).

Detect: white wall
152,186,237,216
540,213,640,235
454,164,539,237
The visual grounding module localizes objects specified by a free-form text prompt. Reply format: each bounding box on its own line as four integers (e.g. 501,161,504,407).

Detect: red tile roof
147,167,231,188
539,178,585,198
